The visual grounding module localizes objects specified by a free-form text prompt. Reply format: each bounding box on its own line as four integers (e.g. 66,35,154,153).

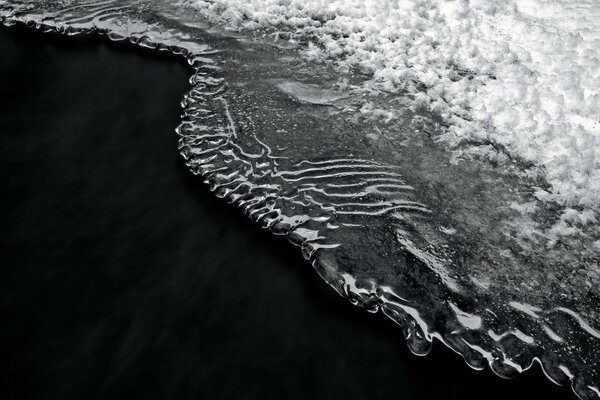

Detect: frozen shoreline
185,0,600,241
0,23,577,400
2,1,599,397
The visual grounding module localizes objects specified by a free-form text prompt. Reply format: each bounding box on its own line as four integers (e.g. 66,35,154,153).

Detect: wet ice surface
275,81,348,106
1,1,598,398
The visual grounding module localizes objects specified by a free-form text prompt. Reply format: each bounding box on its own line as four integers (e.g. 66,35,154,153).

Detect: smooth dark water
0,25,574,400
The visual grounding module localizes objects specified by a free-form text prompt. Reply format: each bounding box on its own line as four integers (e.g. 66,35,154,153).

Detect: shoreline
0,24,574,400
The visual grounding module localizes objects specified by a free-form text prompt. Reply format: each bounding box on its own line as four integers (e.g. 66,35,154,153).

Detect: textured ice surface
1,1,599,398
276,80,348,105
186,0,600,244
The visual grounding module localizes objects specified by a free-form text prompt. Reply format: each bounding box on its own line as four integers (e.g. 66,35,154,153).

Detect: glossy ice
1,1,598,398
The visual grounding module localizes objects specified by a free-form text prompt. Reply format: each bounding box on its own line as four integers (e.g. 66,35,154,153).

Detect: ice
276,80,347,105
3,1,600,397
187,0,600,237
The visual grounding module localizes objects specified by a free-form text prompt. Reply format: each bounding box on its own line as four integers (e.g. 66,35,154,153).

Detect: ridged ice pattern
1,1,599,399
177,72,434,256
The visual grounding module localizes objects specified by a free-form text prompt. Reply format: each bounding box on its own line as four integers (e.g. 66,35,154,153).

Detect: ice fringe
185,0,600,239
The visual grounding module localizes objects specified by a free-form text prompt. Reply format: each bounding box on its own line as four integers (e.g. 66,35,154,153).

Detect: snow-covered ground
184,0,600,238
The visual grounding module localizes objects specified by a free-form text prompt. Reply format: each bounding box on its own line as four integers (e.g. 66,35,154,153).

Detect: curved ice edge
309,252,591,392
0,13,596,400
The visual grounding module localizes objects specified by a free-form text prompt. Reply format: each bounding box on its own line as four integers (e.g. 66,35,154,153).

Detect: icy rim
184,0,600,247
1,1,599,399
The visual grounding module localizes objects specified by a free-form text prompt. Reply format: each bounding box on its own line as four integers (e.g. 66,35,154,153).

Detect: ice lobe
186,0,600,232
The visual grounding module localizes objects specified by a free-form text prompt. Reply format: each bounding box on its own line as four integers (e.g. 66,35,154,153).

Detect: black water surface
0,25,574,400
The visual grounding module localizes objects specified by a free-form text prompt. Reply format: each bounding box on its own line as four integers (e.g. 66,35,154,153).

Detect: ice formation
2,0,600,397
186,0,600,236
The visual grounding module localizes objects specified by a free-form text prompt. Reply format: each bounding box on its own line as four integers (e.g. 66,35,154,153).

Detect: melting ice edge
1,1,599,399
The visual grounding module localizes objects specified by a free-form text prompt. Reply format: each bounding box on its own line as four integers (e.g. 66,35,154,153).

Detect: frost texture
186,0,600,236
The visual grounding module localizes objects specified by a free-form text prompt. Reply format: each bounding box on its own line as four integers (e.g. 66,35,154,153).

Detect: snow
184,0,600,226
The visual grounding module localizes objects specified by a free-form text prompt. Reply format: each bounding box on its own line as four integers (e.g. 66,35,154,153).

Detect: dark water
0,25,573,400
